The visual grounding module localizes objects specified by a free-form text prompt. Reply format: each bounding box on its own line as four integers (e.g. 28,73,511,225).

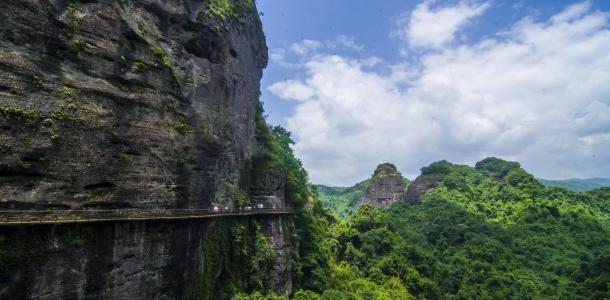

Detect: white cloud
269,48,285,62
551,1,592,24
327,35,365,51
268,80,315,102
270,37,364,69
269,48,300,68
268,3,610,185
395,0,490,50
290,39,323,55
359,56,383,68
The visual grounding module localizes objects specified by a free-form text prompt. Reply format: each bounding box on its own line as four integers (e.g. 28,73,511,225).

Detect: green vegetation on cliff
240,107,417,298
198,0,256,30
184,219,276,300
372,163,400,179
252,104,311,208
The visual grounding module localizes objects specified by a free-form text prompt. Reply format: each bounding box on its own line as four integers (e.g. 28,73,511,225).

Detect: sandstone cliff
0,0,293,298
401,175,437,204
0,0,267,209
358,163,407,209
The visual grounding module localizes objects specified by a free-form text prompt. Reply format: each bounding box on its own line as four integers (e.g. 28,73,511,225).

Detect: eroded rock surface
0,1,295,299
359,163,406,208
260,215,294,296
1,217,293,299
0,0,267,210
401,175,437,204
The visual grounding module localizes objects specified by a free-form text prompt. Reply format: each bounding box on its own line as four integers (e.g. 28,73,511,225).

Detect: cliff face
401,176,436,204
0,216,294,299
0,0,267,209
260,215,294,294
359,163,406,209
0,0,294,299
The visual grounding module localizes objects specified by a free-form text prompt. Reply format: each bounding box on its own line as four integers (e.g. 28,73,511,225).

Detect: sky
256,0,610,186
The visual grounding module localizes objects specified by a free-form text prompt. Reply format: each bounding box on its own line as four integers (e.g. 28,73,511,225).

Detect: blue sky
257,0,610,185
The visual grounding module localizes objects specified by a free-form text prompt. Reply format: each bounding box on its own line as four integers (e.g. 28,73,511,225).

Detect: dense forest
316,180,371,218
237,125,610,299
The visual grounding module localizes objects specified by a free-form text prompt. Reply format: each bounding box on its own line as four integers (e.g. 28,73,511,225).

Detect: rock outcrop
358,163,406,208
0,216,294,299
0,0,294,299
401,176,437,204
401,160,451,204
0,0,267,209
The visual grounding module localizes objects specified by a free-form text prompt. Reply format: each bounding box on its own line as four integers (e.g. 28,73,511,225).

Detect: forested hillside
316,181,370,218
240,157,610,299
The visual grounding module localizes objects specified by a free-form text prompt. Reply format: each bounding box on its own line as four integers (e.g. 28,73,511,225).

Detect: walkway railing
0,208,296,225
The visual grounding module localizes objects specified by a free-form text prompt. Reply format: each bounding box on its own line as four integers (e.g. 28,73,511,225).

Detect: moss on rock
0,105,42,126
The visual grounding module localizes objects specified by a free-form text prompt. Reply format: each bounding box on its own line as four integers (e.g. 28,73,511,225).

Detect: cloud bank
268,1,610,185
394,0,490,50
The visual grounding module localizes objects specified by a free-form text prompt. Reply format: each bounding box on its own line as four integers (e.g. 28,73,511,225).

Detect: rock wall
359,163,406,208
0,0,267,209
260,215,294,295
0,216,294,299
0,0,294,298
401,176,436,204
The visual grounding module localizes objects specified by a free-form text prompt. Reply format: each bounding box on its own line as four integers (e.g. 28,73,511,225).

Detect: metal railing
0,207,296,225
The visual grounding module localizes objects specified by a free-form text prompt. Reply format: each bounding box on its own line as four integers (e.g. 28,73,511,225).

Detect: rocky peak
359,163,406,208
373,163,400,178
475,157,521,179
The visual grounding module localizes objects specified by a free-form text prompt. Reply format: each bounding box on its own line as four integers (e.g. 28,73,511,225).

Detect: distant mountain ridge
537,178,610,192
318,159,610,218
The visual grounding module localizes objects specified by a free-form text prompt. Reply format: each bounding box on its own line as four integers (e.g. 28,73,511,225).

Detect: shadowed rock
402,176,438,204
